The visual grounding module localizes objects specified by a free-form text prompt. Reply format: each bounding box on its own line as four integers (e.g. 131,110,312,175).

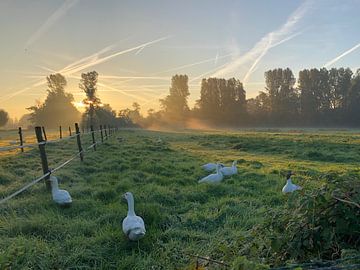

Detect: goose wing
53,189,72,204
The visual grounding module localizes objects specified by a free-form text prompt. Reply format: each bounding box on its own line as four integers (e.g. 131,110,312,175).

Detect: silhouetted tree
79,71,103,128
27,73,81,128
160,75,190,125
196,77,246,125
0,109,9,127
247,91,270,124
264,68,298,124
346,69,360,125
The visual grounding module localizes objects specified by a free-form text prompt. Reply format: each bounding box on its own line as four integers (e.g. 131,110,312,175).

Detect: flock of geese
49,156,302,241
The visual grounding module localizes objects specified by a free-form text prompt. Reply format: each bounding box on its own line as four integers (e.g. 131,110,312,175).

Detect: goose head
286,171,295,180
123,191,134,201
232,160,237,166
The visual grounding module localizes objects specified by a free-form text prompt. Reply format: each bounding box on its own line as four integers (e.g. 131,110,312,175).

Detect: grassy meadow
0,128,360,269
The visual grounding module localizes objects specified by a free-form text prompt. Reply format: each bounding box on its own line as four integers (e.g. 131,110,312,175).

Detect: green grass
0,129,359,269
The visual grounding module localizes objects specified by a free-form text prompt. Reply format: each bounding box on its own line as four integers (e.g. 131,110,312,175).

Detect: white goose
201,163,224,172
122,192,146,241
220,160,238,176
50,176,72,206
198,164,224,183
282,172,302,194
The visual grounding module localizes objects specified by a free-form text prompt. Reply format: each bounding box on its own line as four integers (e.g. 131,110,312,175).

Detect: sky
0,0,360,119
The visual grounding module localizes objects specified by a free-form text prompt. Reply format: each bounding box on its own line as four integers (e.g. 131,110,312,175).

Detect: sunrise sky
1,0,360,119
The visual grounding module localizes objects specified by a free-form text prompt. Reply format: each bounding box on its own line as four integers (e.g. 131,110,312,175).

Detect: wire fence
0,124,118,205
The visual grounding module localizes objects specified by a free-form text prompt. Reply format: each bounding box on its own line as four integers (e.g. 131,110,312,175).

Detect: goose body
199,164,224,183
220,160,238,176
202,163,224,172
282,172,302,193
50,176,72,206
122,192,146,241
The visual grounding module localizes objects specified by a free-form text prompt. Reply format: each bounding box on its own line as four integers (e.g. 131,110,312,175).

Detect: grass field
0,128,360,269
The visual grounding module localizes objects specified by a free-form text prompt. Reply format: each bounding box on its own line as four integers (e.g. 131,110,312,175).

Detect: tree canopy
0,109,9,127
27,73,81,128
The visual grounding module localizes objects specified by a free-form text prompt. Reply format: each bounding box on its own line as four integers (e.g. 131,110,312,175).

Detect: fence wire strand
0,127,115,152
0,128,116,205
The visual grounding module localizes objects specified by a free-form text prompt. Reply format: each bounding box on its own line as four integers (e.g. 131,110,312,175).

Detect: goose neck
127,195,136,216
51,180,59,192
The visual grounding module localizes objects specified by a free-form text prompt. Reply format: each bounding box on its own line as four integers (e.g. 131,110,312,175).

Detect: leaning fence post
104,125,108,140
69,126,72,136
75,123,83,161
18,127,24,153
19,127,24,152
90,125,96,151
42,126,47,141
59,126,62,139
35,126,51,190
100,125,104,142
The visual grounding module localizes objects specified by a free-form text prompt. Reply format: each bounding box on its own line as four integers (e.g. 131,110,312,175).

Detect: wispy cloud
242,32,302,83
155,52,235,75
211,1,310,81
25,0,79,49
324,42,360,68
61,36,171,75
1,36,171,103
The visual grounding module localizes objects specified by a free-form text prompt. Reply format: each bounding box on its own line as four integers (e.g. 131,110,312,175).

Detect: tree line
154,67,360,127
1,66,360,130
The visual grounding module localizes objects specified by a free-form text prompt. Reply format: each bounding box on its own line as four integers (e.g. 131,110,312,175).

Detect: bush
246,172,360,266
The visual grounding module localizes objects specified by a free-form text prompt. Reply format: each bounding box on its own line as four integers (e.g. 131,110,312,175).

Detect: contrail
189,61,230,83
242,32,301,83
25,0,79,49
212,0,311,79
214,52,219,66
99,75,170,80
155,52,235,74
62,36,171,75
324,42,360,68
60,44,115,74
135,45,146,55
0,36,170,103
97,82,149,102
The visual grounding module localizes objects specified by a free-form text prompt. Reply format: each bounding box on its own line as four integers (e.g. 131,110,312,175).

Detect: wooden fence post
82,126,85,134
108,125,111,136
69,126,72,136
75,123,83,161
35,126,51,190
104,125,108,140
42,126,47,141
100,125,104,142
18,127,24,153
59,126,62,139
90,125,96,151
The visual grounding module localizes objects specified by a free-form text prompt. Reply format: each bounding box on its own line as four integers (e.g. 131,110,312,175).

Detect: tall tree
264,68,298,124
160,74,190,124
196,77,246,125
27,73,81,128
346,69,360,124
0,109,9,127
79,71,102,128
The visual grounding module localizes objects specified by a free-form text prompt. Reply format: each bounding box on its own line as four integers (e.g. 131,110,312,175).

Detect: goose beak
122,194,127,201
